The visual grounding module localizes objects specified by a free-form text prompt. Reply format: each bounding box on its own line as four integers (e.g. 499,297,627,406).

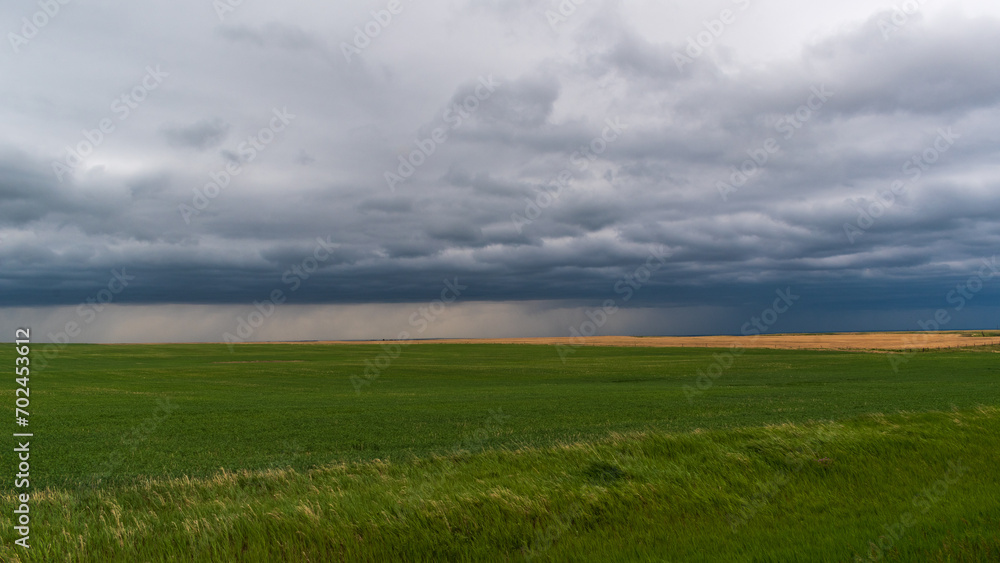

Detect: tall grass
2,407,998,561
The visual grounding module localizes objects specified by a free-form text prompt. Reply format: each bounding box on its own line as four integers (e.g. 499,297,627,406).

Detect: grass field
2,342,999,561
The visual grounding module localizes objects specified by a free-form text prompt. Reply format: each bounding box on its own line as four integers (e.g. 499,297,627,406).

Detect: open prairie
9,0,1000,560
2,338,999,561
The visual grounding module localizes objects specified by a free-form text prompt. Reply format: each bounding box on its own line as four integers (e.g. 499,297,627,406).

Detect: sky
2,0,1000,343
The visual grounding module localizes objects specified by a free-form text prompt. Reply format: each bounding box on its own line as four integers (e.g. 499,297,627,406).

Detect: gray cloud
162,118,230,150
3,2,1000,341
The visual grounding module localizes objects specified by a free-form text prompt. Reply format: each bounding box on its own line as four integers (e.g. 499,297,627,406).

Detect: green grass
2,343,999,561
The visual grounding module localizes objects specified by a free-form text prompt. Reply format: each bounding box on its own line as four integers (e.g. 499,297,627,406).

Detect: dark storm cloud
0,151,59,224
3,1,1000,339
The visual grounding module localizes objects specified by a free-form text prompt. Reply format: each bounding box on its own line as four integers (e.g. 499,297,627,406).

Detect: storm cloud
3,0,1000,342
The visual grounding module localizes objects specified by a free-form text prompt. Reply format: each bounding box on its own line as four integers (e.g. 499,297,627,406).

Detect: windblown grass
1,343,997,560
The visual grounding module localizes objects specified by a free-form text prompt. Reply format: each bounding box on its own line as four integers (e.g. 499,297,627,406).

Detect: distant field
301,331,1000,350
2,341,999,561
